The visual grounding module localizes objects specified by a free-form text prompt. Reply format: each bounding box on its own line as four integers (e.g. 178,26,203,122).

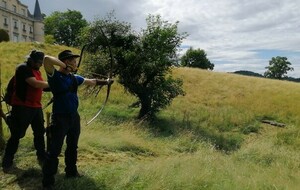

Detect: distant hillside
233,70,300,82
285,77,300,82
232,70,264,77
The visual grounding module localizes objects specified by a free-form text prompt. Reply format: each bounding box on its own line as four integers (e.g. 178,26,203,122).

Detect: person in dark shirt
1,50,49,172
41,50,113,189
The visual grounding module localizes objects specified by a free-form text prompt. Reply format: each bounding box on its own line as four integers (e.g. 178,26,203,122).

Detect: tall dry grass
0,42,300,190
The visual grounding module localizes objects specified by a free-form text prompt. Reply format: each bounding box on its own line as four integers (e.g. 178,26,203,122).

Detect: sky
22,0,300,77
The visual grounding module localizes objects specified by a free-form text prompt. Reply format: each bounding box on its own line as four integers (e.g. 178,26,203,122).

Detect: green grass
1,42,300,189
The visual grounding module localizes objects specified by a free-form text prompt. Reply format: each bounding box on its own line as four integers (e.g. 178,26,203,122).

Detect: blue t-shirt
47,70,84,114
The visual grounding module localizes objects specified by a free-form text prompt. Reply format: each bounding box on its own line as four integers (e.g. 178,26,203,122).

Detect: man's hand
65,64,77,72
106,78,114,85
96,78,114,86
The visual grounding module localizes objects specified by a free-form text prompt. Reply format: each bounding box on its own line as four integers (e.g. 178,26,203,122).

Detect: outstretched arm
83,78,114,86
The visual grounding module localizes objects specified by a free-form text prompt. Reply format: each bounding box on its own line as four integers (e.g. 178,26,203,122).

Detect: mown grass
0,42,300,189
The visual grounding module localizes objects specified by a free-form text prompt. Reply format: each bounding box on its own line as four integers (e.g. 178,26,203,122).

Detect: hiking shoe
65,171,83,178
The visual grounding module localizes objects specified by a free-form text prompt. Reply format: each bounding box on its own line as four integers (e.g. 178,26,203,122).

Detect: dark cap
58,50,80,61
29,50,44,62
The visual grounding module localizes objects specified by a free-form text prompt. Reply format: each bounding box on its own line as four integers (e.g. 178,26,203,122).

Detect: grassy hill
1,42,300,189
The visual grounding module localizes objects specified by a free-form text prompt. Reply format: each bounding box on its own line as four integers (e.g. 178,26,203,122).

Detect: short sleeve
75,75,84,85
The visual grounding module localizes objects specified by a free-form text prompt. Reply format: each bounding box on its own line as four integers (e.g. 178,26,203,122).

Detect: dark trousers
42,112,80,186
2,106,46,165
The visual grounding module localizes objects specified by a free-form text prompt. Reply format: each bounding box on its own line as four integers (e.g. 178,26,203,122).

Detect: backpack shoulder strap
3,75,15,105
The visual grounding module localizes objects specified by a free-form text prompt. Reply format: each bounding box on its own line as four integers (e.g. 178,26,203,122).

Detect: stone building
0,0,44,42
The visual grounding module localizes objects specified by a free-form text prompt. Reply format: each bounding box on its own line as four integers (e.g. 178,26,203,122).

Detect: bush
0,29,9,42
44,34,55,44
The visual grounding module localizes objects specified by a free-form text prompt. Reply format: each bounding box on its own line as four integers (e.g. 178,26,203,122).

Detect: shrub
0,29,9,42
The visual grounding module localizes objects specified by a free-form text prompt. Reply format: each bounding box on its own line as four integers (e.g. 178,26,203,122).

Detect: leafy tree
181,47,214,70
126,15,186,119
264,56,293,79
44,10,88,47
83,14,186,120
0,29,9,42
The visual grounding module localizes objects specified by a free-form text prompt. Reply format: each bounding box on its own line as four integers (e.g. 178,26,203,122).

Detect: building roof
34,0,43,20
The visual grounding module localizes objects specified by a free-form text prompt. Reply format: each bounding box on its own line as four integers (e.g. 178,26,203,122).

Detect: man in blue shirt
42,50,113,189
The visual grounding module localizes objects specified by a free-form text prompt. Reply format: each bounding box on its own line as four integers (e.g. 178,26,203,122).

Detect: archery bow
86,25,113,125
76,43,89,74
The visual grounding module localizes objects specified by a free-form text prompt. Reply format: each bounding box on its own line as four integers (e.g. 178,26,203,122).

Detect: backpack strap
3,75,15,106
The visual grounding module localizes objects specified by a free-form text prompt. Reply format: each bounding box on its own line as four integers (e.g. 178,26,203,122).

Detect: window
14,20,18,29
4,17,8,26
29,26,33,33
2,1,7,9
22,23,26,31
13,33,19,42
22,35,27,42
13,5,16,13
22,9,26,16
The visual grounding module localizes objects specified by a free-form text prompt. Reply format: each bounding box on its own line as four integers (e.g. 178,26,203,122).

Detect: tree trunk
138,96,151,120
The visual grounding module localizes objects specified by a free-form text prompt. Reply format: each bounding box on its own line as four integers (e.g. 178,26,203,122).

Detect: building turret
33,0,44,42
34,0,43,21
